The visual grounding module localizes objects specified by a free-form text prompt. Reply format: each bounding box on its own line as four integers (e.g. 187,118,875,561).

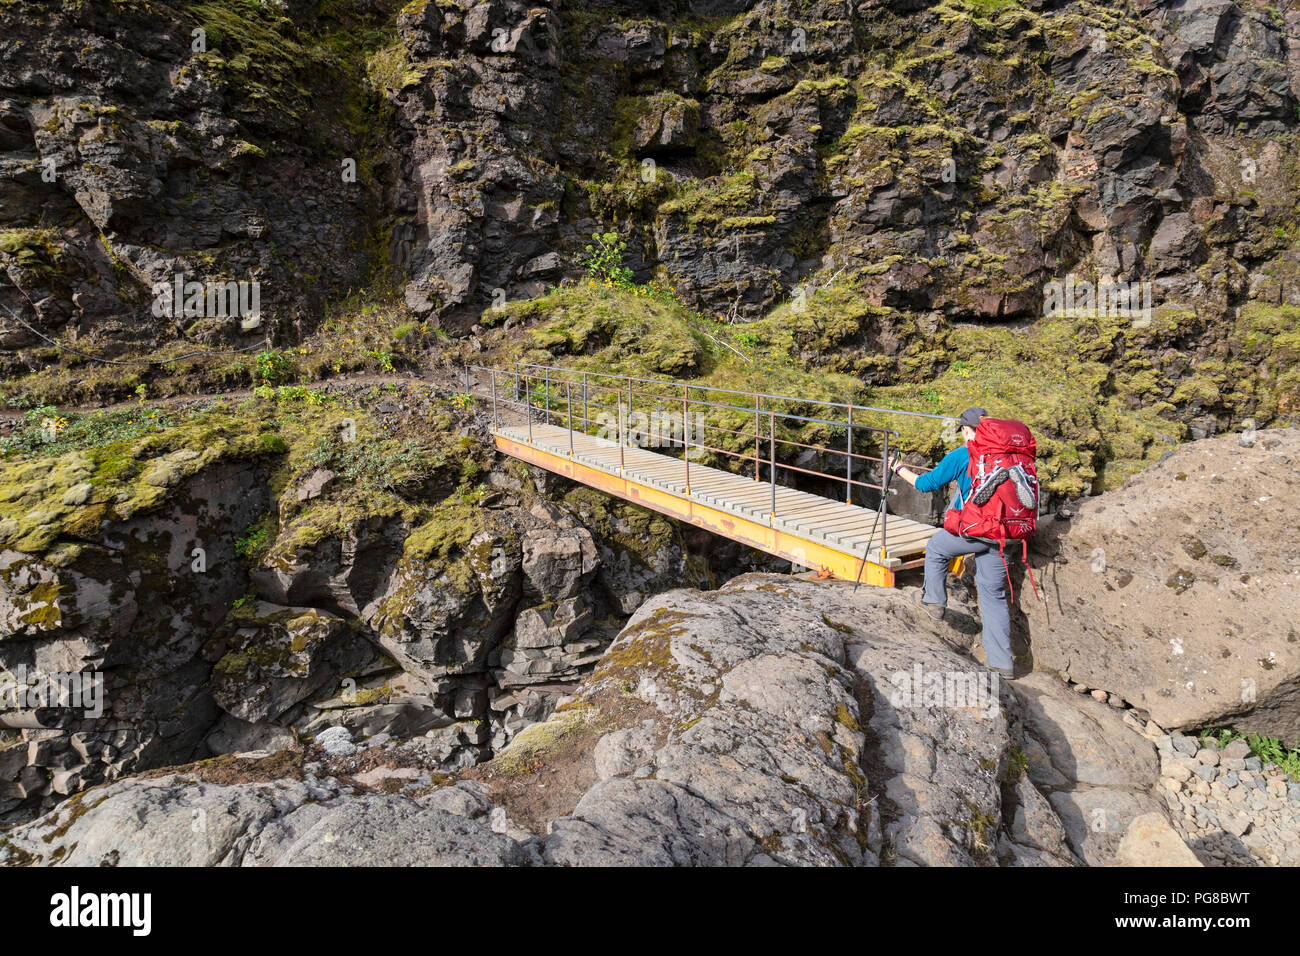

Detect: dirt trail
0,368,468,423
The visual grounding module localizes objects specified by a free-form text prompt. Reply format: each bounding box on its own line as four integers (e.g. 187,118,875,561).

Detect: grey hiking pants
923,528,1013,671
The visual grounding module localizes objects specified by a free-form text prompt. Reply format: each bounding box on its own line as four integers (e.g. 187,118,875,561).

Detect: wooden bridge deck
493,423,940,587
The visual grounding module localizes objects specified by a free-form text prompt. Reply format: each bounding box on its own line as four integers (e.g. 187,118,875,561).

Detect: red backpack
942,418,1041,601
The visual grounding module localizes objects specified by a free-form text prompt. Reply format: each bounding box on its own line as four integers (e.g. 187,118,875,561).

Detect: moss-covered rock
207,601,374,724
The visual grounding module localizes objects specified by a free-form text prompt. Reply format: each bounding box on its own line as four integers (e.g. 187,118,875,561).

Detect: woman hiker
891,407,1016,679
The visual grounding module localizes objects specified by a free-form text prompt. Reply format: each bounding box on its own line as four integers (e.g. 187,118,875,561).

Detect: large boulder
366,526,524,682
250,517,410,618
845,601,1012,865
520,526,599,601
1114,813,1202,867
204,603,375,725
1024,429,1300,739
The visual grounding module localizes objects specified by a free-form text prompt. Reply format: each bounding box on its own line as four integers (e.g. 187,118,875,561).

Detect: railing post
526,374,533,444
754,393,760,481
683,383,690,495
880,431,890,561
544,368,550,426
583,371,589,436
769,410,777,522
566,379,573,455
846,403,853,504
491,370,498,430
618,390,626,474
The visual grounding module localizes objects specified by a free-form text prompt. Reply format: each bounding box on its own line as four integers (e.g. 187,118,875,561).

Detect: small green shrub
364,348,395,373
256,349,295,384
581,232,634,286
1199,729,1300,781
304,437,427,493
235,517,273,560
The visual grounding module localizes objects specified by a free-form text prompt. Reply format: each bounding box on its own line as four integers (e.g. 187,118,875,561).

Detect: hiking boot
971,467,1008,505
912,588,946,622
1008,465,1037,510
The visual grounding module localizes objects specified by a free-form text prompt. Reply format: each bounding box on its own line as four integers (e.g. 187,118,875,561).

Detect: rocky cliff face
389,0,1300,325
0,384,765,823
0,0,394,356
3,1,1298,456
32,0,1291,331
0,422,278,809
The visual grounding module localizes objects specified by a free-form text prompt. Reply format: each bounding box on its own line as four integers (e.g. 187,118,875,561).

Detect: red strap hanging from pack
1022,539,1042,603
997,539,1043,604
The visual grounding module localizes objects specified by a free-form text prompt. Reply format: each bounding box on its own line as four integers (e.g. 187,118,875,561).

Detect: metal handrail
512,361,958,424
464,364,952,563
510,397,894,469
473,368,898,476
491,368,906,438
490,373,925,449
475,366,934,462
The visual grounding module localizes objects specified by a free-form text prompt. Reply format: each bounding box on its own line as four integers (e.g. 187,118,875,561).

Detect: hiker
893,407,1019,678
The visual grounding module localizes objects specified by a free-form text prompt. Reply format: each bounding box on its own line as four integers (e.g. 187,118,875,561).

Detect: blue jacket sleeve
914,447,968,495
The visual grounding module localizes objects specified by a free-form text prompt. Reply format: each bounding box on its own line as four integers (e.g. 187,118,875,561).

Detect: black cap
959,407,987,429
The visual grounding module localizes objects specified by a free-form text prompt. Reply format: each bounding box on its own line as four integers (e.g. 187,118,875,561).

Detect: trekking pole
854,448,898,591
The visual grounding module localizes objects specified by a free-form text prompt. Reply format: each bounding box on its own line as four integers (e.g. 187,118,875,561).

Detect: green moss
0,228,70,287
394,491,493,594
840,748,867,792
257,433,290,455
510,284,705,377
0,837,35,866
718,214,777,229
0,384,480,568
16,580,62,627
350,682,393,707
365,37,423,92
610,91,701,159
39,789,111,844
592,609,687,690
212,605,335,681
0,227,61,258
961,799,998,861
1003,747,1029,782
833,701,861,732
658,170,761,232
822,615,854,637
491,705,599,775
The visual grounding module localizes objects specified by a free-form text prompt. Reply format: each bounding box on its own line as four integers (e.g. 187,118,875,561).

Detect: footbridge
464,364,954,587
